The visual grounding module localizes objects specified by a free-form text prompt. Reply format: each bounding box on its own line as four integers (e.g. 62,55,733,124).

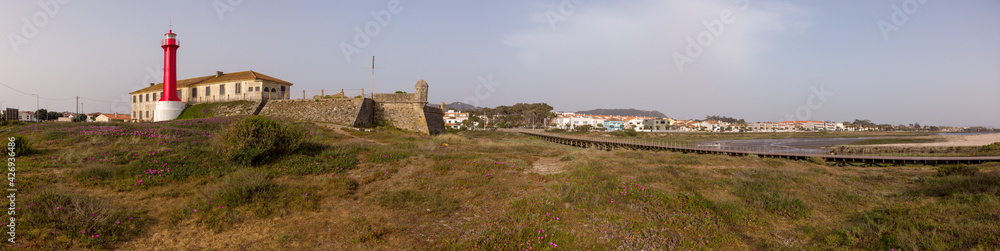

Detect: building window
191,87,197,97
271,88,276,93
205,86,210,96
145,94,149,102
145,111,148,119
133,112,136,118
236,83,241,94
153,93,157,101
248,87,253,92
219,84,225,95
132,95,136,103
280,86,285,92
255,86,260,92
263,87,269,92
177,90,182,98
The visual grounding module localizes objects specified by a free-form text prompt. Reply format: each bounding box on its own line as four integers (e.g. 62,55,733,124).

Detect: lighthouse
153,29,185,122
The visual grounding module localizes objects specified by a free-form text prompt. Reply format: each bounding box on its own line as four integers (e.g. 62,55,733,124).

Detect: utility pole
76,96,79,116
362,56,383,97
33,94,38,111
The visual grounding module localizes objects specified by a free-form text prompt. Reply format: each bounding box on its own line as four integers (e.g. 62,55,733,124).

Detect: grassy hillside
176,100,256,120
1,119,998,250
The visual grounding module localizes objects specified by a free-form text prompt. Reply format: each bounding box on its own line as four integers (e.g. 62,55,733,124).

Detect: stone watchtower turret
415,80,428,104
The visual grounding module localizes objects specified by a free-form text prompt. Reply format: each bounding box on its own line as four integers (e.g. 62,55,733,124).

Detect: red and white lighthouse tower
154,29,185,122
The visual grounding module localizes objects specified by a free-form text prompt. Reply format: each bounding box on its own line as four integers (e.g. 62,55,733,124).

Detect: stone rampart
206,80,446,135
258,98,365,125
423,105,446,135
371,93,417,103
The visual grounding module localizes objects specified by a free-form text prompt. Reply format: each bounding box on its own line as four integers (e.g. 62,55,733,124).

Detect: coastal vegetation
2,118,998,249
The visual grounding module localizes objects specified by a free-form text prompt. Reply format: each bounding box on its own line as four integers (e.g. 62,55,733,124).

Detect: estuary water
695,137,874,154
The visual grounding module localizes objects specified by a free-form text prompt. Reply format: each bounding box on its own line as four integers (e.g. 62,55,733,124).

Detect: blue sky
1,0,998,127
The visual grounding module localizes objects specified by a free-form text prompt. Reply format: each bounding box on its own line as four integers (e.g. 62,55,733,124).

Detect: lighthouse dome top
164,30,176,39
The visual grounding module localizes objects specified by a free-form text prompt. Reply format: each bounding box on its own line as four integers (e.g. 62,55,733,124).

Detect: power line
0,81,115,103
80,97,115,103
0,81,75,101
0,81,33,96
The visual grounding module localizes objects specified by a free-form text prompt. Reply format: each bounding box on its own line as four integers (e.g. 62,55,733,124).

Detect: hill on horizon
444,102,481,112
576,108,667,118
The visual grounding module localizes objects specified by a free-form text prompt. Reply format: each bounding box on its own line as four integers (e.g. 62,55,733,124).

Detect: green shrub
215,168,281,207
936,165,979,177
608,128,639,137
9,135,33,156
1,120,24,126
982,142,998,149
572,125,593,132
217,116,304,165
807,156,826,165
623,128,639,137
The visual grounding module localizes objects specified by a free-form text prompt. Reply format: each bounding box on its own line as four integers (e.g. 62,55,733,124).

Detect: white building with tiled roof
129,70,293,121
96,113,131,122
552,113,658,130
19,111,36,122
443,109,472,129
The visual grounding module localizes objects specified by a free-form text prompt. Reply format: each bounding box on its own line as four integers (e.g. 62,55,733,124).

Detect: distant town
439,104,994,133
3,103,995,134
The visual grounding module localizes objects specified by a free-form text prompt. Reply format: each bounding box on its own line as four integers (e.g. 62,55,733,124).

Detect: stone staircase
252,98,269,115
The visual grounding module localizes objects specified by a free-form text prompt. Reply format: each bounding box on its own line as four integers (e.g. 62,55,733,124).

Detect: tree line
459,103,555,129
23,109,88,122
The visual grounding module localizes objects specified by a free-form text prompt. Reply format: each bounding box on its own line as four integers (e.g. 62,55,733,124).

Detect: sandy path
866,133,1000,147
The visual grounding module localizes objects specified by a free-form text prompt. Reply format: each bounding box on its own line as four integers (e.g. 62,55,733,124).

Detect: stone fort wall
257,98,377,127
245,80,444,134
423,105,446,135
371,93,417,102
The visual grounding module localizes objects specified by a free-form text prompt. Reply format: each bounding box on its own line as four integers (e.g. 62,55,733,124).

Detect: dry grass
4,122,999,250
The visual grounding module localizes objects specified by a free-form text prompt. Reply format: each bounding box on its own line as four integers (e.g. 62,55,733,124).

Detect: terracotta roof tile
101,114,131,120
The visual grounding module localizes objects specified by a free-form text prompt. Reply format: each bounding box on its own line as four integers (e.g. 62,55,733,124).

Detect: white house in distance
86,112,102,122
443,110,471,129
750,121,845,132
18,111,35,122
95,113,131,122
129,70,293,122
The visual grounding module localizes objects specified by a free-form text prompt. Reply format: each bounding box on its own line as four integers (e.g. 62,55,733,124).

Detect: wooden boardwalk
518,131,1000,165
